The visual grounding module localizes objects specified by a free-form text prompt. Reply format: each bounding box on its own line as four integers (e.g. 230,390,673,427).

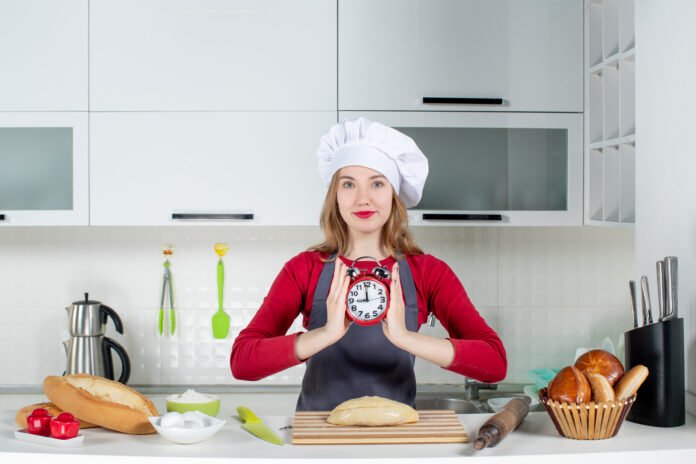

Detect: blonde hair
308,171,424,259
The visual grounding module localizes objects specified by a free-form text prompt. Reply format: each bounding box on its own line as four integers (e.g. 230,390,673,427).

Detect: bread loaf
614,365,649,400
584,373,616,402
548,366,591,404
327,396,419,426
574,349,624,386
44,374,158,435
15,402,98,429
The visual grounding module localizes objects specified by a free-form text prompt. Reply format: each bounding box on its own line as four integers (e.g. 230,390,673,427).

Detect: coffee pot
63,293,131,384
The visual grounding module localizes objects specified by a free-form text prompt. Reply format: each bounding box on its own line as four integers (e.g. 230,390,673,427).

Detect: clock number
380,297,386,303
372,310,378,317
357,310,363,317
378,304,383,310
378,288,383,295
364,281,371,288
350,290,359,297
351,305,357,312
365,312,371,319
348,297,354,304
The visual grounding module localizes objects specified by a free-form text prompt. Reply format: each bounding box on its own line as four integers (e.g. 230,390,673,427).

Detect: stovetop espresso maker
63,293,131,384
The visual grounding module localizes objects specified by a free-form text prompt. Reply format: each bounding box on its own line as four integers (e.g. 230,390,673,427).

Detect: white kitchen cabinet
89,112,335,226
341,111,583,226
0,112,89,226
89,0,336,111
0,0,87,111
585,0,635,226
339,0,583,112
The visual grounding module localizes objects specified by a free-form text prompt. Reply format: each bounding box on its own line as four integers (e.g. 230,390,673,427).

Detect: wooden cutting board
292,410,468,445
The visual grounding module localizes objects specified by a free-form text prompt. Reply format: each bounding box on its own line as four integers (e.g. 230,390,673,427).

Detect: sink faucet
464,379,497,400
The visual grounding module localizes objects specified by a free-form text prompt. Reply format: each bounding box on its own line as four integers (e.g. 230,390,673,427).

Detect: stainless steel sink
414,397,487,414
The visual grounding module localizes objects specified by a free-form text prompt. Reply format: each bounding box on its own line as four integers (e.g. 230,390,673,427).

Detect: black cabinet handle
423,97,504,105
422,213,503,221
0,214,5,221
171,213,254,220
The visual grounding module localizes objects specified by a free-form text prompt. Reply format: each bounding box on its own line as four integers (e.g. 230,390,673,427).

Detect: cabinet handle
422,97,504,105
422,213,503,221
171,213,254,221
0,213,5,221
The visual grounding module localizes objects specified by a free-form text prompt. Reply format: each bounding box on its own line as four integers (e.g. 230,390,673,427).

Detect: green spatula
212,243,230,339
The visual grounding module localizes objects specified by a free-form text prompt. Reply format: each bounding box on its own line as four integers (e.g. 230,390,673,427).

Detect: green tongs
159,244,176,335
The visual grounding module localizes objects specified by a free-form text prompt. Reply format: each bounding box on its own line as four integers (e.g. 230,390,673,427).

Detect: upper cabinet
89,112,333,226
339,0,583,112
89,0,336,111
0,112,89,226
0,0,88,111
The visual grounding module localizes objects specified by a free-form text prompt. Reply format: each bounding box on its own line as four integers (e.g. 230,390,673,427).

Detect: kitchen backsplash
0,226,633,386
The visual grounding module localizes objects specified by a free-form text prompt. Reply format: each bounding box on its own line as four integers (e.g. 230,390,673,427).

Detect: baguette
44,374,158,435
16,402,99,429
614,365,649,400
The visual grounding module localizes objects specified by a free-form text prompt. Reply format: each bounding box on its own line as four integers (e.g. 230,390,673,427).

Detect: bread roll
44,374,158,435
15,402,98,429
548,366,591,404
584,373,616,402
327,396,419,426
574,349,624,386
614,365,649,400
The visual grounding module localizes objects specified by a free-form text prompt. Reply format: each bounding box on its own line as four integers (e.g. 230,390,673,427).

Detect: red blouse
230,251,507,383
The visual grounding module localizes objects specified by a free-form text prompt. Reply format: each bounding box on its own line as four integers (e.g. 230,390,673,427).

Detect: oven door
339,111,582,226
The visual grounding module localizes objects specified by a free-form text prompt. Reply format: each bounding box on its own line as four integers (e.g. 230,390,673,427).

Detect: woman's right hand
294,259,351,361
323,259,352,343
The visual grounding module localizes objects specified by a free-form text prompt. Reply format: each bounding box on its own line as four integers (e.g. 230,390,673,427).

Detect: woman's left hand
382,263,409,346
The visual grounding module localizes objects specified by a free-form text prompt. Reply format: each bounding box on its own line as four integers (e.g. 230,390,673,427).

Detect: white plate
14,429,84,448
149,411,226,445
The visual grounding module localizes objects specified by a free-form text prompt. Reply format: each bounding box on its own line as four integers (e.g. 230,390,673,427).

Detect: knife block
624,318,685,427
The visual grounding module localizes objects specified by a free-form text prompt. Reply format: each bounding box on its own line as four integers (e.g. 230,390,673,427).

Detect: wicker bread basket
539,387,636,440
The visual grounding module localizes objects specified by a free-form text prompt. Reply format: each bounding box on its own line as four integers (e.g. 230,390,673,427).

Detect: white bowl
487,394,539,413
148,411,225,444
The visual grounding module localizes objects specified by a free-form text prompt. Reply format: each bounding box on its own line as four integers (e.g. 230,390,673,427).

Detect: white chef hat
316,118,429,208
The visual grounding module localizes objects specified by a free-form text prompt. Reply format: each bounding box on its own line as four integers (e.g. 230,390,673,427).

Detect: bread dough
327,396,419,426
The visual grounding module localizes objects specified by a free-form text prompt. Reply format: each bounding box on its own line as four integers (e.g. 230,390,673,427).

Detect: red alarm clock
345,256,391,326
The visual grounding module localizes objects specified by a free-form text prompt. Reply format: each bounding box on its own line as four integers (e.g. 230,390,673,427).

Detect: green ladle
212,243,230,339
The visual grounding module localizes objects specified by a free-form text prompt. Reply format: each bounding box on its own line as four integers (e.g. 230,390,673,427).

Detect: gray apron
296,256,419,411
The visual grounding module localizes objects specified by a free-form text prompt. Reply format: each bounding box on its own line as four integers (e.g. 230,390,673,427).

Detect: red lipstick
353,211,375,219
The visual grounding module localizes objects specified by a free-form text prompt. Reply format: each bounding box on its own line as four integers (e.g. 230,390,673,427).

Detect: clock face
346,277,390,325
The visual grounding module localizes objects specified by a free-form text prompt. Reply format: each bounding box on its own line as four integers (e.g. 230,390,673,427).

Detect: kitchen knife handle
640,276,653,324
172,213,254,220
423,97,504,105
664,256,678,319
237,406,261,423
628,280,638,328
656,261,666,321
422,213,503,221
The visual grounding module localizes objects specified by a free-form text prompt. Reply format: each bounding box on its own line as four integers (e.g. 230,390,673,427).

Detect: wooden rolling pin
473,397,531,450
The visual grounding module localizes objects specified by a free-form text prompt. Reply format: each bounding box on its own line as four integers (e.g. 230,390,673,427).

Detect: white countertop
2,394,696,463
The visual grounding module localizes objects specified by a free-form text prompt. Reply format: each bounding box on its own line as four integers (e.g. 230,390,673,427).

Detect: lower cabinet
89,112,336,226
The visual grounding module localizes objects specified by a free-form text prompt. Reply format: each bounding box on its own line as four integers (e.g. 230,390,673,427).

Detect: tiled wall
0,226,634,386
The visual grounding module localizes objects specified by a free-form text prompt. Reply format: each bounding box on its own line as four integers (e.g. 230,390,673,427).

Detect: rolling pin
473,397,531,450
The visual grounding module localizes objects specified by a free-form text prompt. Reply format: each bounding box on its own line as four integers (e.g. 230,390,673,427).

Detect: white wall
635,1,696,413
0,226,633,387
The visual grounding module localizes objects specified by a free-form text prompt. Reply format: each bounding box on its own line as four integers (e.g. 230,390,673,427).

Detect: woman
231,118,507,411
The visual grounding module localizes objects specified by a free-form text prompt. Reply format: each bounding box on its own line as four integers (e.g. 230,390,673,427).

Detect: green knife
237,406,284,446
